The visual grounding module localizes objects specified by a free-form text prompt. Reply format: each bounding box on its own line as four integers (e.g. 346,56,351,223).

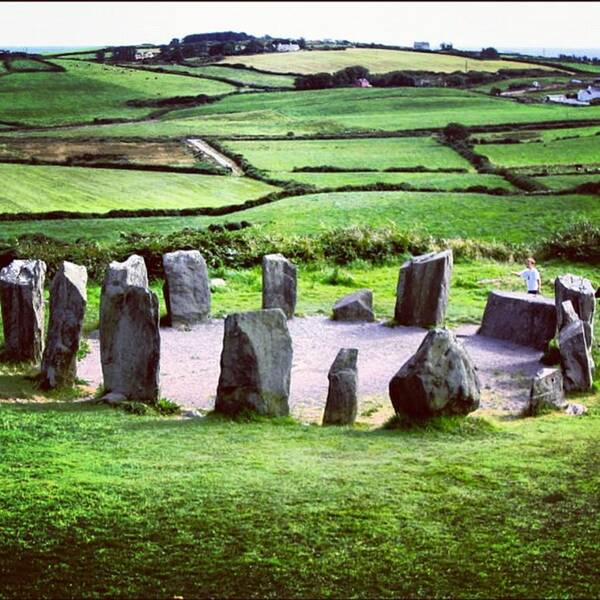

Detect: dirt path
186,138,243,175
78,317,543,420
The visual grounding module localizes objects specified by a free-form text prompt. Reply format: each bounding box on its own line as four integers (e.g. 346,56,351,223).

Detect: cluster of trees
294,66,369,90
558,53,600,65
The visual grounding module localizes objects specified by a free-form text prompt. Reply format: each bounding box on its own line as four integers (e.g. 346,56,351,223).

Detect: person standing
513,257,541,295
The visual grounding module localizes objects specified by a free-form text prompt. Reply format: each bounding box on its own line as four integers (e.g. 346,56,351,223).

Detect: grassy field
533,174,600,190
553,61,600,73
6,57,58,71
473,76,576,93
474,125,600,144
219,48,558,74
224,137,472,172
0,59,236,126
0,163,276,213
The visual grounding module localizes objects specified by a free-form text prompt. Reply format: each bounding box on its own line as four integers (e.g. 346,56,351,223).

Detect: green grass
473,76,575,93
552,61,600,73
533,174,600,191
0,59,236,126
0,163,277,213
6,58,58,72
220,47,558,74
223,137,473,172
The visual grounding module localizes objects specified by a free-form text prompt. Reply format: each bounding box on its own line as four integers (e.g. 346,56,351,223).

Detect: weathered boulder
100,255,160,403
0,259,46,362
394,249,452,327
40,262,87,388
215,309,293,416
332,289,375,322
559,319,593,393
163,250,211,328
555,274,595,348
559,300,579,329
524,367,565,416
323,348,358,426
262,254,297,319
389,328,480,418
478,291,556,350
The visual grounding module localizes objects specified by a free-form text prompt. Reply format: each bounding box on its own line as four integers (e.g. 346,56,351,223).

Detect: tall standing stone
323,348,358,426
555,274,595,348
163,250,211,329
559,319,593,393
100,255,160,403
262,254,297,319
0,259,46,362
215,309,292,417
394,249,453,327
40,262,87,389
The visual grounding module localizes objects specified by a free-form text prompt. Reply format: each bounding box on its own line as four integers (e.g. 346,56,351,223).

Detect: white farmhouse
135,48,161,61
577,81,600,103
276,43,300,52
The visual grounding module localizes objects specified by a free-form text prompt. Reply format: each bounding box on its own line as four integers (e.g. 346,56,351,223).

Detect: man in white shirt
512,257,541,294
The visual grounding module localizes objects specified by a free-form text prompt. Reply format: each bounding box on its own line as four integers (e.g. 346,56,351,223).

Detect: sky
2,1,599,50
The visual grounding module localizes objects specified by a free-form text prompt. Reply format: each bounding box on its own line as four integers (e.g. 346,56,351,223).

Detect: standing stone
40,262,87,389
163,250,211,329
332,290,375,322
323,348,358,426
524,368,565,416
262,254,297,319
0,259,46,362
478,291,556,350
559,320,593,393
555,274,595,348
389,328,480,418
559,300,579,329
100,255,160,403
215,309,292,417
394,249,452,327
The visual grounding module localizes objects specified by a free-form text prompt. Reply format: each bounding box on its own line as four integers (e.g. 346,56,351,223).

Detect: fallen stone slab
262,254,297,319
559,319,593,393
163,250,211,329
323,348,358,425
40,261,87,389
555,274,595,348
100,255,160,403
332,289,375,322
394,249,452,327
478,291,556,350
0,259,46,363
215,308,293,417
524,367,565,416
389,328,480,419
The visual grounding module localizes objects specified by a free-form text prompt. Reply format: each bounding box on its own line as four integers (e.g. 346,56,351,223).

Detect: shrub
536,220,600,264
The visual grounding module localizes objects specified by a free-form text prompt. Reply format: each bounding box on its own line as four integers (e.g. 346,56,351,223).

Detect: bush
536,220,600,264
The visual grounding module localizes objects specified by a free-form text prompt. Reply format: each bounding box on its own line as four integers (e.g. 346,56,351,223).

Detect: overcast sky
2,1,599,49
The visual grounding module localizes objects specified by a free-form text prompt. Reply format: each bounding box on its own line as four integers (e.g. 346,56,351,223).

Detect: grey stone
215,308,293,417
163,250,211,328
564,402,588,416
389,328,481,418
332,289,375,322
262,254,297,319
394,249,452,327
102,392,127,405
40,261,87,388
559,320,593,393
210,278,227,290
555,274,595,348
478,291,556,350
524,368,565,416
559,300,579,328
0,259,46,362
323,348,358,426
100,255,160,403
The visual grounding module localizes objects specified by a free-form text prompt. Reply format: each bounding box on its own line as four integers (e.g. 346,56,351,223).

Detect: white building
276,43,300,52
414,41,430,50
135,48,161,61
577,83,600,103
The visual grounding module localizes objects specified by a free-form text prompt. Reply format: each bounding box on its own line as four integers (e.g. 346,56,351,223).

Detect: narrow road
186,138,244,176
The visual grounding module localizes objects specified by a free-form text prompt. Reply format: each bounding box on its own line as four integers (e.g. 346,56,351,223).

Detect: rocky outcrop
389,328,480,418
394,249,452,327
322,348,358,425
163,250,211,329
332,290,375,322
262,254,297,319
215,309,293,416
555,274,595,348
524,367,565,416
100,255,160,403
478,291,556,350
0,259,46,362
40,262,87,388
559,319,593,393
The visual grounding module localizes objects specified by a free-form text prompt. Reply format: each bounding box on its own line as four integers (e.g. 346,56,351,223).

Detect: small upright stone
100,255,160,403
559,319,593,393
323,348,358,426
163,250,211,329
262,254,297,319
215,309,293,417
559,300,579,329
0,259,46,362
524,368,565,416
394,249,452,327
555,274,595,348
332,289,375,322
40,262,87,389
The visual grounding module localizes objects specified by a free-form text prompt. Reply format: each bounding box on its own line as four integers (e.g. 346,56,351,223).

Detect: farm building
135,48,161,60
354,78,372,88
414,41,430,50
276,43,300,52
577,81,600,103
